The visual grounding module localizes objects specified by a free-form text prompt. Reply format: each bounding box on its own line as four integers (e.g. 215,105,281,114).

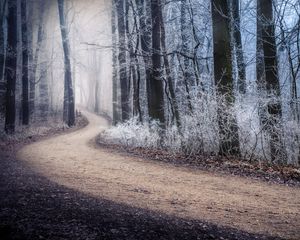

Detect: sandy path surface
17,111,300,239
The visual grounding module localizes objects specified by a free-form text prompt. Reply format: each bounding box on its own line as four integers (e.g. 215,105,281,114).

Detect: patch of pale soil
17,111,300,239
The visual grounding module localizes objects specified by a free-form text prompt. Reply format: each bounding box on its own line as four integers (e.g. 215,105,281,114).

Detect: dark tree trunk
132,60,142,120
0,0,7,113
137,0,152,112
211,0,240,156
21,0,29,125
4,0,17,134
58,0,75,127
149,0,165,126
256,0,265,91
258,0,285,163
127,0,141,121
231,0,246,94
256,0,268,131
133,39,142,121
0,0,6,83
116,0,130,121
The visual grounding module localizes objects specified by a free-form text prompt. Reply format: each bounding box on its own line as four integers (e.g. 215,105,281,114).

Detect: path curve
18,111,300,239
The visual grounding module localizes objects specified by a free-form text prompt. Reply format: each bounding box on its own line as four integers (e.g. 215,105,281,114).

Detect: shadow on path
0,150,280,240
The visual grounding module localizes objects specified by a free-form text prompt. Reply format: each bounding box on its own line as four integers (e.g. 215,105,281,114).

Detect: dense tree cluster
0,0,299,165
0,0,74,132
110,0,300,165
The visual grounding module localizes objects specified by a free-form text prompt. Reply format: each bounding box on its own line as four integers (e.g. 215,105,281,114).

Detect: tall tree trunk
4,0,17,134
149,0,165,127
94,58,100,114
126,0,142,121
231,0,246,94
111,1,120,125
116,0,130,121
0,0,7,82
29,0,45,118
159,5,181,128
258,0,285,163
58,0,75,127
39,59,49,121
0,0,7,113
211,0,240,155
132,17,142,121
256,0,267,131
21,0,29,125
256,0,265,91
181,0,193,111
132,61,142,120
94,79,100,114
137,0,152,114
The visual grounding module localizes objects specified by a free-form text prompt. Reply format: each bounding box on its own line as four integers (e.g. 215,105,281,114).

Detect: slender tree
38,56,49,121
211,0,240,155
159,3,181,128
58,0,75,126
181,0,193,111
4,0,17,134
230,0,246,94
256,0,265,91
116,0,130,121
137,0,152,110
111,0,120,125
29,0,46,117
149,0,165,126
0,0,7,82
21,0,29,125
127,0,142,121
257,0,285,162
0,0,7,112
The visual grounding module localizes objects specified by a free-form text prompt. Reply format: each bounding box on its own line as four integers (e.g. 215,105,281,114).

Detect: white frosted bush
102,116,161,149
102,89,300,166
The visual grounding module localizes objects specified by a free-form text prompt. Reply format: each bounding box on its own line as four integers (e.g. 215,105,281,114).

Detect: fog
41,0,112,116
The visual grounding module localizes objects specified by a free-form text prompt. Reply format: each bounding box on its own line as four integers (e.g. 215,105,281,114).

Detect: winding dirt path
17,111,300,239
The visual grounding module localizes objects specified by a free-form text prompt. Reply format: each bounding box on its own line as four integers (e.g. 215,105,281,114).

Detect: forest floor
0,110,299,240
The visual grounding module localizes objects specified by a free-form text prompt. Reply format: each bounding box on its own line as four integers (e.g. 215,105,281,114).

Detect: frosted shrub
102,89,300,166
284,120,300,164
179,93,219,155
102,116,161,149
163,124,182,153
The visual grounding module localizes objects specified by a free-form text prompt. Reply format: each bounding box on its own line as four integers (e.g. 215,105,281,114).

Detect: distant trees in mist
0,0,76,132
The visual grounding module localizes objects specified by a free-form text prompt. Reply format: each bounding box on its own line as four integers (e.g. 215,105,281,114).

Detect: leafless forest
0,0,300,239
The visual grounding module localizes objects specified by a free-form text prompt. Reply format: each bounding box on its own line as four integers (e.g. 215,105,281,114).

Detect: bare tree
58,0,75,126
0,0,6,83
230,0,246,94
29,0,46,118
257,0,285,163
116,0,130,121
149,0,165,127
4,0,17,133
21,0,29,125
0,0,7,113
111,0,120,125
159,2,181,128
211,0,240,155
